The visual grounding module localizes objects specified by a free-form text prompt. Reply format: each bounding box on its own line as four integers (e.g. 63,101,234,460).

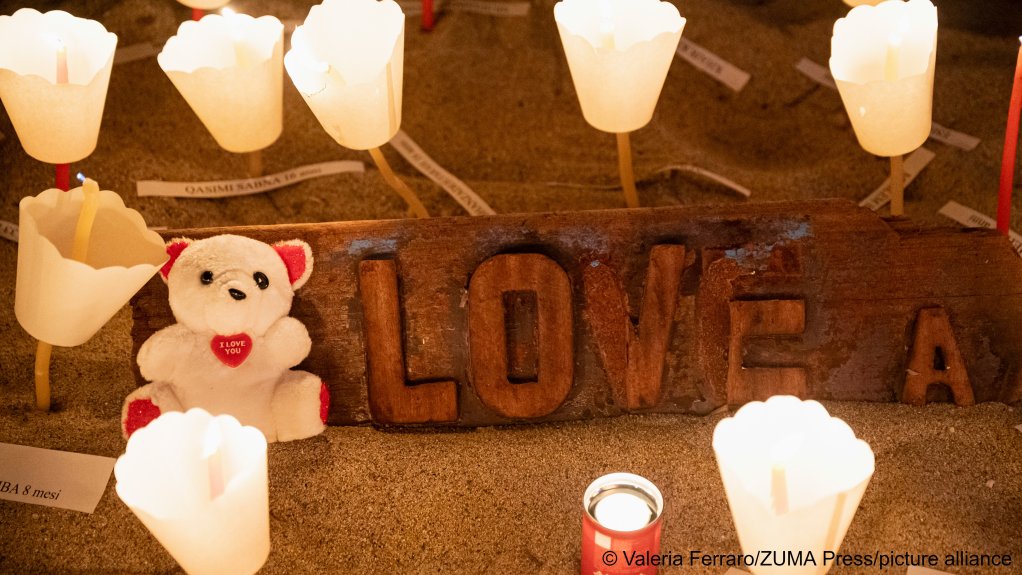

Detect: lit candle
829,0,937,216
554,0,685,208
285,0,405,151
158,10,283,160
0,9,117,165
997,37,1022,235
712,396,875,575
15,179,167,410
581,472,664,575
115,409,270,575
285,0,430,218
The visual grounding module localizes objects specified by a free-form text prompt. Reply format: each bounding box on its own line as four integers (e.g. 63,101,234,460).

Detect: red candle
192,8,204,21
997,38,1022,235
581,473,665,575
422,0,434,30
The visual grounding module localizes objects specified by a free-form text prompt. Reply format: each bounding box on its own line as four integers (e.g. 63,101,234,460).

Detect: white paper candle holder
0,9,117,164
712,396,875,575
830,0,938,157
115,409,270,575
159,12,285,154
16,186,167,347
285,0,405,151
554,0,685,134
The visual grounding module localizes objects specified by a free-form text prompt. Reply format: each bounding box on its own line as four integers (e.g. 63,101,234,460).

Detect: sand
1,0,1022,573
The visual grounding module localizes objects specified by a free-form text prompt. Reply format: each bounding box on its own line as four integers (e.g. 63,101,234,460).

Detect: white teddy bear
121,234,329,442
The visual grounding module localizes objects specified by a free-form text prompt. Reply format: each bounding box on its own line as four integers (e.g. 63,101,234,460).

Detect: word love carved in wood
131,200,1022,427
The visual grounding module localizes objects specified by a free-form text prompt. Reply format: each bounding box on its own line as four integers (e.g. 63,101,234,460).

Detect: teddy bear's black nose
228,288,247,301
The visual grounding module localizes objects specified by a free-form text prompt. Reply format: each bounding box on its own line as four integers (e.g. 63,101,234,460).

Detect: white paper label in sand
114,42,160,65
858,147,936,211
654,164,752,197
929,122,981,151
795,58,980,151
795,57,838,90
443,0,530,17
677,37,750,92
938,201,1022,257
389,130,496,216
0,443,115,514
137,160,365,198
0,220,17,243
906,568,954,575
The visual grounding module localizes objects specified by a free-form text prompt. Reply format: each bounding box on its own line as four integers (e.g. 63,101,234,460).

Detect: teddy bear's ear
159,237,194,282
273,240,314,290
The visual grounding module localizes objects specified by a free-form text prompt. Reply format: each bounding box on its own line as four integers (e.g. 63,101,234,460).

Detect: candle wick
884,34,902,83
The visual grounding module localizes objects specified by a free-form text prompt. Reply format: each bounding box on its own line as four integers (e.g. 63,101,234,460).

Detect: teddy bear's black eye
254,272,269,290
200,271,214,285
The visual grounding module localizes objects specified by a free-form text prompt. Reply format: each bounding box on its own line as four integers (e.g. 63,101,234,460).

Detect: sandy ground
2,0,1022,573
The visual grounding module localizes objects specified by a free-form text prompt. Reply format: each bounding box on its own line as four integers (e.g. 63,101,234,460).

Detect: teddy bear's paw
121,387,163,439
272,371,328,442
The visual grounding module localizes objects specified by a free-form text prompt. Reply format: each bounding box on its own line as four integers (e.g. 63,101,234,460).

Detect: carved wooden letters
130,201,1022,427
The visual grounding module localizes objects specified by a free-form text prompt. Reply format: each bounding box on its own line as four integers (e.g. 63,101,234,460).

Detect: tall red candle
997,39,1022,235
422,0,434,31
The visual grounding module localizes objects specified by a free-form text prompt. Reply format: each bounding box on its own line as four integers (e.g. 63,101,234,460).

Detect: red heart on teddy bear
210,333,253,368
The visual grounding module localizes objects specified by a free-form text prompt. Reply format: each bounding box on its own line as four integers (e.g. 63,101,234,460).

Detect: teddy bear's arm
263,317,312,368
138,324,196,383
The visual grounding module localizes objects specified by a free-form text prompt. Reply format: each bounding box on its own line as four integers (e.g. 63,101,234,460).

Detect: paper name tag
389,130,496,216
929,122,981,151
858,147,936,211
0,219,17,243
443,0,530,16
137,160,364,198
795,57,838,90
677,37,750,92
114,42,160,65
795,58,980,152
655,164,752,197
0,443,115,513
939,201,1022,257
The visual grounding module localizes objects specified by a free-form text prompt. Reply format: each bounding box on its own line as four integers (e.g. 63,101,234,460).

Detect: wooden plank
129,200,1022,427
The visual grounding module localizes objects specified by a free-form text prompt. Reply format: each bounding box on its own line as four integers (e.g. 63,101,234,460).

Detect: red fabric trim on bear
274,243,307,286
161,240,191,280
124,398,162,437
319,382,330,424
210,333,253,368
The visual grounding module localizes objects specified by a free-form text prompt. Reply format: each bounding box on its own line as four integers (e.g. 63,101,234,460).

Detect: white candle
158,11,284,154
829,0,937,157
593,491,653,531
712,396,875,575
285,0,405,151
54,38,68,85
554,0,685,134
115,409,270,575
0,9,117,164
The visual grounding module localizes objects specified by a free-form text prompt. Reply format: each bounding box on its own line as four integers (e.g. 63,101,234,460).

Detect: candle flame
884,33,902,83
